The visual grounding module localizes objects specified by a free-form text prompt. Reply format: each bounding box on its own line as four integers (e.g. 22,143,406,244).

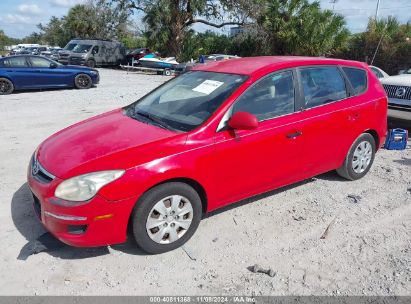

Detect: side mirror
228,111,258,130
50,62,58,68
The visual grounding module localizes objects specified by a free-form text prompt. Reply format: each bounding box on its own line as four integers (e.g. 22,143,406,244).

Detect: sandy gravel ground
0,68,410,296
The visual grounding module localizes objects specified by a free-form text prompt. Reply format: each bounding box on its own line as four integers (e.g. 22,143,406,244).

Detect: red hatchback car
28,56,387,253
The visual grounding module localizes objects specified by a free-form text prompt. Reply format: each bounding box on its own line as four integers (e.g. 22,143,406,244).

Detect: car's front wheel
132,182,202,254
336,133,376,180
74,74,92,89
0,78,14,95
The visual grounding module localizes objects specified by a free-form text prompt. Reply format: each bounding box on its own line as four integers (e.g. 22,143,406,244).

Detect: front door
213,69,306,208
27,56,71,87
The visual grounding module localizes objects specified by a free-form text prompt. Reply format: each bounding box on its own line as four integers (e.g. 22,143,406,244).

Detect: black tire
164,69,172,76
86,60,96,68
74,74,92,89
0,78,14,95
336,133,376,180
131,182,202,254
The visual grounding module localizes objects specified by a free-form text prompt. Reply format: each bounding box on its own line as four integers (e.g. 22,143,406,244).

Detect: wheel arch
364,129,380,149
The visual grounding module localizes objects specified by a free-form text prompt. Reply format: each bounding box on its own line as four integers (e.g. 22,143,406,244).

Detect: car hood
380,74,411,86
37,109,185,179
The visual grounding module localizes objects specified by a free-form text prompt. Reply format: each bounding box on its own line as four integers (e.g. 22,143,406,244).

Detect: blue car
0,55,99,94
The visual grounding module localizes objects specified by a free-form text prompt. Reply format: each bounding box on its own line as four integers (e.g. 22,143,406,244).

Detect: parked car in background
59,38,125,68
175,54,240,74
19,46,48,55
203,54,240,62
9,44,40,55
381,71,411,120
41,47,63,60
370,65,389,79
28,56,387,253
0,55,99,94
125,48,151,66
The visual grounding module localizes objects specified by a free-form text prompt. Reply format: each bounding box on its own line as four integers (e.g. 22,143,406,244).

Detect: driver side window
232,70,295,121
300,67,347,109
30,57,51,68
92,46,99,55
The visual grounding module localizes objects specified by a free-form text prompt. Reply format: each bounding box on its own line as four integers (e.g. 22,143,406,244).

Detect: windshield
72,44,93,53
126,71,248,132
64,43,77,51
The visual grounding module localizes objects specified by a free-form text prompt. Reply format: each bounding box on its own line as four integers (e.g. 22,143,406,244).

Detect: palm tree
259,0,349,56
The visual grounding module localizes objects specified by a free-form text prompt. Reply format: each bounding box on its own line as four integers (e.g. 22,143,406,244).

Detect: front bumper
27,159,137,247
388,97,411,121
69,57,86,66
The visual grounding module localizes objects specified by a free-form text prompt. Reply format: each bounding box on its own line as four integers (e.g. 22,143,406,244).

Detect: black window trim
217,68,300,132
340,65,369,97
295,64,352,111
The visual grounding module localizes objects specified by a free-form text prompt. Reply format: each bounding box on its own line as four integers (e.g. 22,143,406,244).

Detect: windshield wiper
133,110,172,130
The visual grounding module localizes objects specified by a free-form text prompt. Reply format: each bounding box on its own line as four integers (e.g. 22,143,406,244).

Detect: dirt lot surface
0,68,410,296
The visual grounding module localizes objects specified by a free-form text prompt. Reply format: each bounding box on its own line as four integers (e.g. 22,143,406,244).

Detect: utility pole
375,0,380,19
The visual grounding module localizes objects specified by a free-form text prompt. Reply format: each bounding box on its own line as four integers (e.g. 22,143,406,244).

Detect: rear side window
300,67,347,109
3,57,28,68
343,67,367,95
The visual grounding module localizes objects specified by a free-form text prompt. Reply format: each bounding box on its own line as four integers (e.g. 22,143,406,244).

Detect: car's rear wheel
0,78,14,95
86,60,96,68
74,74,92,89
336,133,376,180
131,182,202,254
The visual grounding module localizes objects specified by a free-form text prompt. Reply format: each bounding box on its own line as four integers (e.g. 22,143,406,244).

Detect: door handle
286,131,303,138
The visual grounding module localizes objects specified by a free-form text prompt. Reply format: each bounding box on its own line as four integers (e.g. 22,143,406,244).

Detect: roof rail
72,38,116,42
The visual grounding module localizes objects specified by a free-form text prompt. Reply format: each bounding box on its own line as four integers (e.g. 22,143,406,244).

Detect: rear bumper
27,161,137,247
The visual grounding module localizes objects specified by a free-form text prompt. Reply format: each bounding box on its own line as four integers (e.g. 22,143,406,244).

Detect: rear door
1,56,32,89
213,69,307,207
294,65,360,176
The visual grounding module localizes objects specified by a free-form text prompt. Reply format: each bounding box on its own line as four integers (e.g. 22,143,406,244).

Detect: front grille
31,155,55,183
383,84,411,100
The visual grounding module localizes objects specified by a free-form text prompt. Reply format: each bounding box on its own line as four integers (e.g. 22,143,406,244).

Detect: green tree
338,17,411,74
38,17,69,47
122,0,262,59
0,30,20,51
258,0,349,56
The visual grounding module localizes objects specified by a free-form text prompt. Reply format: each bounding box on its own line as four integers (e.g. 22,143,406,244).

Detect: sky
0,0,410,40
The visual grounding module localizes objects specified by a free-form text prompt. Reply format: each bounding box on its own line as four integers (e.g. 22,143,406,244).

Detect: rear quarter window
342,67,367,95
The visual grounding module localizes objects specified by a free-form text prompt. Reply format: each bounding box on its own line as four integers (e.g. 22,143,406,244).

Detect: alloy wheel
77,75,90,88
0,79,12,94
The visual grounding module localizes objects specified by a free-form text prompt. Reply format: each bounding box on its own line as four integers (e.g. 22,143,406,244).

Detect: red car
125,48,151,66
28,56,387,254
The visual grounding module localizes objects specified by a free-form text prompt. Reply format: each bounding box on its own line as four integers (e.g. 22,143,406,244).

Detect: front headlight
89,70,98,75
55,170,125,202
